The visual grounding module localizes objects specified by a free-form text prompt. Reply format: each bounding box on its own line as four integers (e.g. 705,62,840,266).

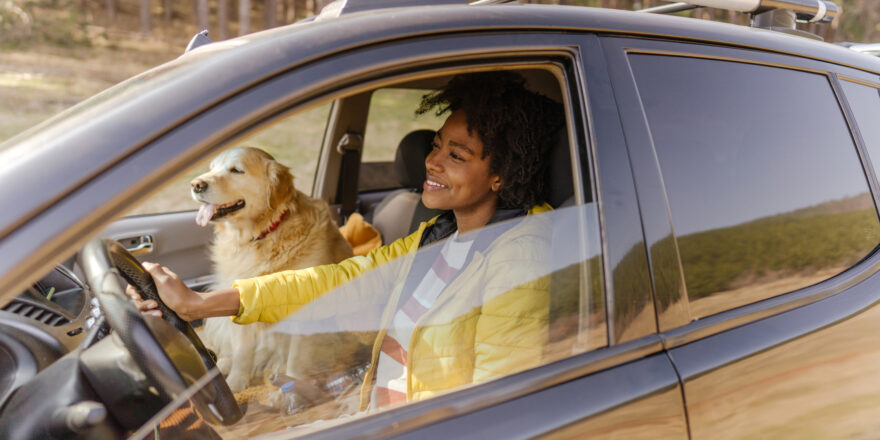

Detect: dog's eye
230,167,244,174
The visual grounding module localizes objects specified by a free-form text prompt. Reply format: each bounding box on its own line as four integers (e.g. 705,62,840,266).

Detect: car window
130,205,604,439
840,80,880,179
629,54,880,319
128,67,606,438
123,103,331,216
359,88,446,192
362,88,445,162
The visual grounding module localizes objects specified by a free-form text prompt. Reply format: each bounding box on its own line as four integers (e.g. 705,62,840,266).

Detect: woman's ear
491,177,502,192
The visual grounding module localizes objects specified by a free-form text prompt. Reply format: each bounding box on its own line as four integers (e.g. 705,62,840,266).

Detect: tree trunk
106,0,116,25
197,0,210,32
219,0,229,39
240,0,251,35
283,0,294,23
164,0,172,26
265,0,278,28
140,0,151,37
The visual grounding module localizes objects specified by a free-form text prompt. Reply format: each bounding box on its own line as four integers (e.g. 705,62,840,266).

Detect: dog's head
191,147,294,226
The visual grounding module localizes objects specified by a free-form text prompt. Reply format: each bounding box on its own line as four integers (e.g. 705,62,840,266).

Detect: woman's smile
424,177,448,191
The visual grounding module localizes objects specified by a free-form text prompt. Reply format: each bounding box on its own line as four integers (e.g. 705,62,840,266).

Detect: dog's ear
266,160,295,210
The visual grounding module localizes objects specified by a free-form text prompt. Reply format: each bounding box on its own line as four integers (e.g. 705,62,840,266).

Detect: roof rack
640,1,838,40
316,0,467,20
839,42,880,57
640,1,837,22
640,1,838,22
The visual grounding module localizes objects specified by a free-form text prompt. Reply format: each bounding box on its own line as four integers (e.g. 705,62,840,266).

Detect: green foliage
607,195,880,320
678,199,880,299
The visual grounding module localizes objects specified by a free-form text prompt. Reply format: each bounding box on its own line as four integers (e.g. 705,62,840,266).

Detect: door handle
120,235,154,255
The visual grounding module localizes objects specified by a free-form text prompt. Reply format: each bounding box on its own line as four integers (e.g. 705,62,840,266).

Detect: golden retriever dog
190,146,360,404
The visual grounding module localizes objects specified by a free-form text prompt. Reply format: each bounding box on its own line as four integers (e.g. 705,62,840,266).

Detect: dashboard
0,264,104,409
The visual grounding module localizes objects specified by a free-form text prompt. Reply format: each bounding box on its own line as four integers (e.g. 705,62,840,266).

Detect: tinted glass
126,69,606,437
841,80,880,180
630,54,880,318
130,205,605,439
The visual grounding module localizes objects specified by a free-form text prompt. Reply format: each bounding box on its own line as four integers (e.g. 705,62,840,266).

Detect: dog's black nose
192,180,208,193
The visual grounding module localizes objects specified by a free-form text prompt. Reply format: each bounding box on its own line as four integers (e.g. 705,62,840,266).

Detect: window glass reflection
131,205,605,438
841,81,880,184
630,55,880,318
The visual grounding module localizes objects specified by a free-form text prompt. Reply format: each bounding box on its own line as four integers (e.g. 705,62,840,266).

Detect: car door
604,35,880,438
333,34,687,440
116,29,688,438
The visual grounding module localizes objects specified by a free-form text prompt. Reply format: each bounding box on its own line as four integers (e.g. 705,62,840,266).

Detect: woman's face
422,109,501,218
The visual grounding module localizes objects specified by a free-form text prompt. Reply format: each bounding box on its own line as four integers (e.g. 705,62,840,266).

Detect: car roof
0,4,878,290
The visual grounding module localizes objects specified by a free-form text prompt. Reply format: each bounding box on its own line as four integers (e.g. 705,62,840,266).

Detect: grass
0,34,447,216
0,41,180,143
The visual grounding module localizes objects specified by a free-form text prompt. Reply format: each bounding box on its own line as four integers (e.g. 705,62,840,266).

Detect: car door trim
299,335,666,439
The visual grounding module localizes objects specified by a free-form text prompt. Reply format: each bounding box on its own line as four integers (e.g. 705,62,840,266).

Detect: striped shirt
371,231,473,409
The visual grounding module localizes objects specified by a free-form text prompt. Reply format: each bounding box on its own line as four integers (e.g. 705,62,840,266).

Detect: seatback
371,130,444,244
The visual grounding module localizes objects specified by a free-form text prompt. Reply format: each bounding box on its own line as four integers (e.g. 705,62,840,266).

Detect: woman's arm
126,262,240,321
132,224,428,323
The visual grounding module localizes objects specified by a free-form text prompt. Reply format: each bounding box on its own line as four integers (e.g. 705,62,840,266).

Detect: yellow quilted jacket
233,203,552,410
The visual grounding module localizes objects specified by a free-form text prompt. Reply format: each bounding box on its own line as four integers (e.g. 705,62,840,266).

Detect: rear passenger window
840,81,880,178
359,89,446,191
629,55,880,318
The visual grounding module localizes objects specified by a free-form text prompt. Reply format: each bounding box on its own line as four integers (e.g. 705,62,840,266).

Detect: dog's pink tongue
196,204,216,227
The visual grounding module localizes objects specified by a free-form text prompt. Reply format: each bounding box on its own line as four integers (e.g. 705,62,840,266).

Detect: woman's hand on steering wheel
125,262,202,321
125,287,162,318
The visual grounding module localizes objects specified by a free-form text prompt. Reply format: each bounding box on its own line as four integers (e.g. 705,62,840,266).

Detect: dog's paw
226,373,250,393
216,357,232,376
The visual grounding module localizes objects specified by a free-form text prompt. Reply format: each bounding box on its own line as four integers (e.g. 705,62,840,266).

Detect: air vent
2,299,71,326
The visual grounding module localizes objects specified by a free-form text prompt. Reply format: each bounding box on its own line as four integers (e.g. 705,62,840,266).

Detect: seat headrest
394,129,435,189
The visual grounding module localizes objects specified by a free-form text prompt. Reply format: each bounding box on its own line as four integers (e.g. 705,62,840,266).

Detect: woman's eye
430,142,440,150
230,167,244,174
450,152,462,161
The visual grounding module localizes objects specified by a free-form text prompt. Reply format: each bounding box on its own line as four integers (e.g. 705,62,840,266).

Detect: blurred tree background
1,0,875,47
0,0,876,143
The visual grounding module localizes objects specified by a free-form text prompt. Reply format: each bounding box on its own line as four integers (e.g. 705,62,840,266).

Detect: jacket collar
417,207,527,249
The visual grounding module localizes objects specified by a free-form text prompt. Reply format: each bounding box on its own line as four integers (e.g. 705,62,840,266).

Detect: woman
134,71,565,410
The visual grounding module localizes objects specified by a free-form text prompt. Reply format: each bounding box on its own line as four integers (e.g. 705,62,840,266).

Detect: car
2,0,880,438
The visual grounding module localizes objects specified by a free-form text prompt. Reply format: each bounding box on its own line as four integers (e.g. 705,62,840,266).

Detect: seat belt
336,132,363,223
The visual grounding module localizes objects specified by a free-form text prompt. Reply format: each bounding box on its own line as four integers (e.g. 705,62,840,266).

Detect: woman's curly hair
416,71,565,210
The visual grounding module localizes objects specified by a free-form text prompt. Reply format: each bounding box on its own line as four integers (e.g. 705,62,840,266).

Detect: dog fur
191,146,358,397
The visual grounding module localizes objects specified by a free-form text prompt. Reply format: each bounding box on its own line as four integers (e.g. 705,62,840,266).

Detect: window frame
160,31,633,437
601,35,880,347
284,34,621,438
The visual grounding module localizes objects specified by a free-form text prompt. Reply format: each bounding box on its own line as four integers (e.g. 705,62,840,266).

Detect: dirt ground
0,40,181,144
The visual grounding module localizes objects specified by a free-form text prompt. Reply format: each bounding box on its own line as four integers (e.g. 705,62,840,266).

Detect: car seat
371,129,444,244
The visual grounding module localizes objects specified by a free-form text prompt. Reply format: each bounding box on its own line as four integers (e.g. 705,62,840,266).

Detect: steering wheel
79,238,242,426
